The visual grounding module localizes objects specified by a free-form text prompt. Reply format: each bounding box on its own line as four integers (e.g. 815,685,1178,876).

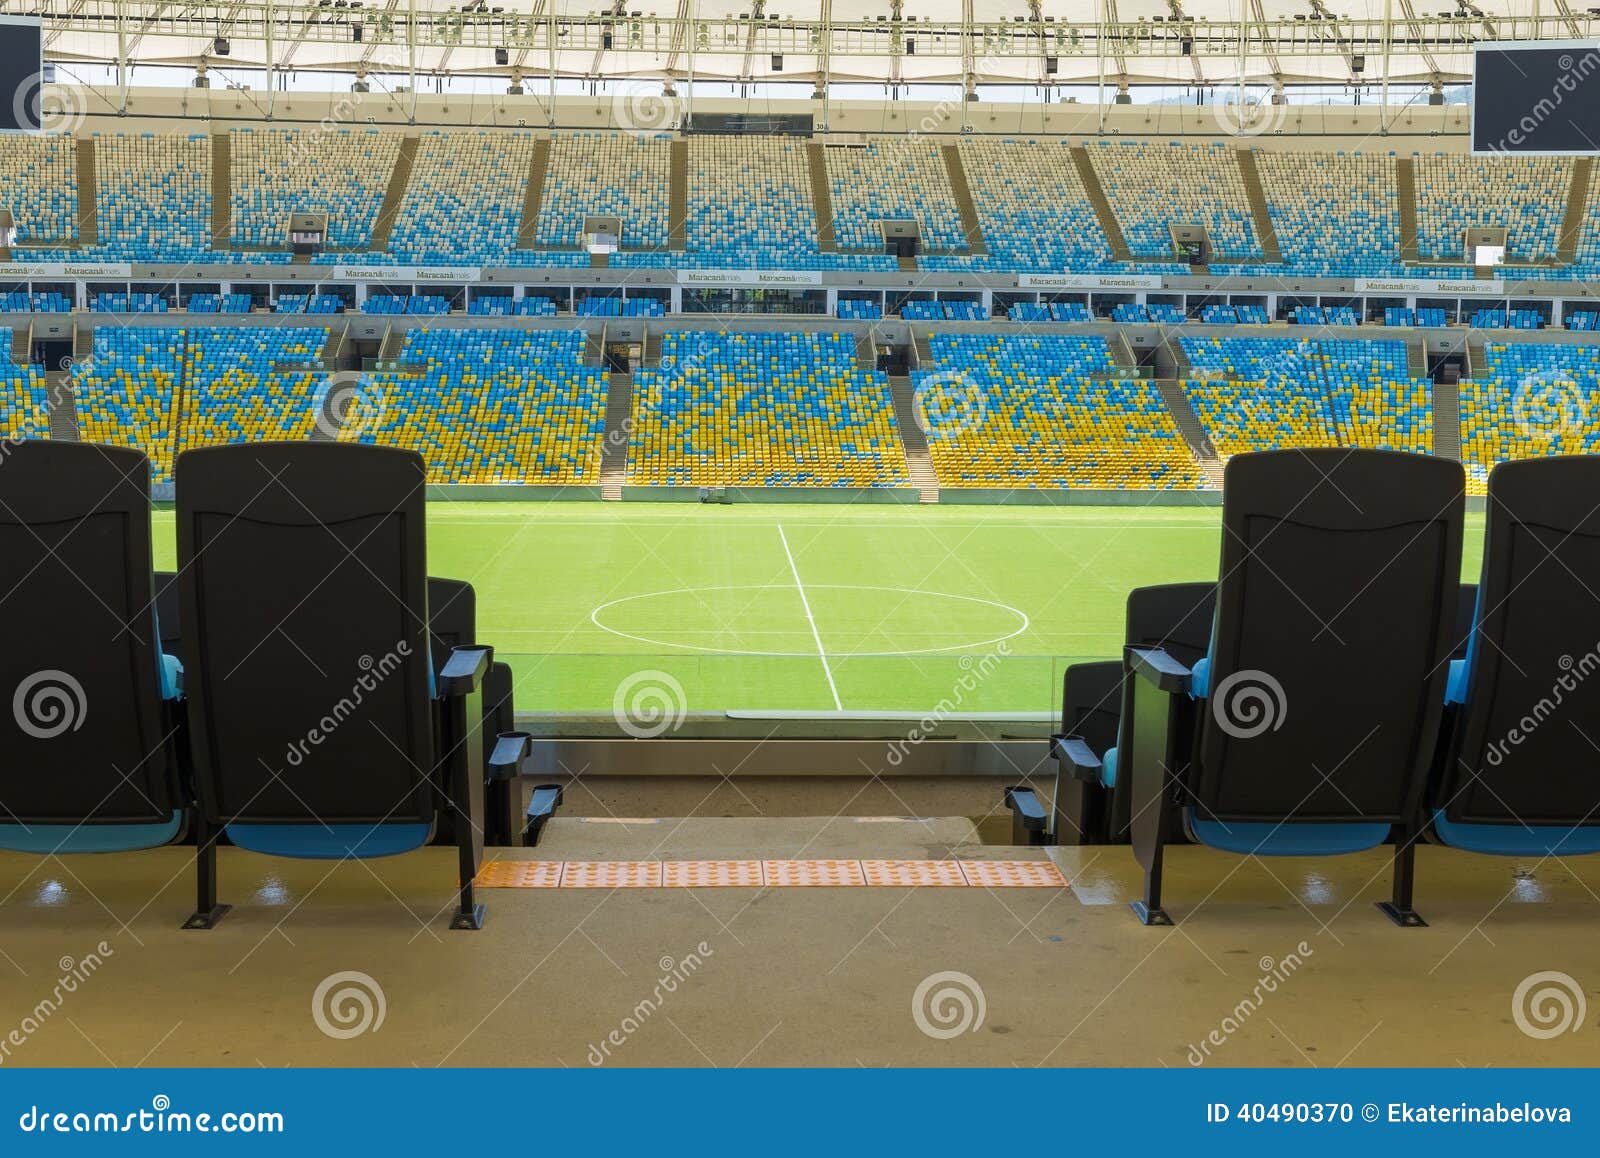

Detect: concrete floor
1,816,1598,1068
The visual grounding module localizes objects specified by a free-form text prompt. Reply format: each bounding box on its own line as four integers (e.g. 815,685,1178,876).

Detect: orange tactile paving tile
663,860,765,888
472,858,1070,889
474,860,564,888
861,859,970,887
761,859,868,887
959,859,1070,889
559,860,664,888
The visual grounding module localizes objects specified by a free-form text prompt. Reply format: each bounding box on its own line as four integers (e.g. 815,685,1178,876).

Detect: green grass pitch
150,504,1487,718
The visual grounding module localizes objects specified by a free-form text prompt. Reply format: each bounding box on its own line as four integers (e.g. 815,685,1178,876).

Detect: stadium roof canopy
24,0,1596,89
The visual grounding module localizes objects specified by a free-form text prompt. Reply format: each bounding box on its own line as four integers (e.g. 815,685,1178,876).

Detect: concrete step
75,137,98,246
583,330,606,368
46,373,78,441
941,144,987,256
806,143,838,253
211,133,233,249
368,135,417,250
1233,148,1282,263
519,138,551,249
668,139,689,252
1156,378,1222,488
1396,156,1419,264
1406,337,1428,380
1559,157,1594,264
1071,146,1131,262
1432,378,1461,461
10,324,30,366
600,371,634,500
887,375,939,503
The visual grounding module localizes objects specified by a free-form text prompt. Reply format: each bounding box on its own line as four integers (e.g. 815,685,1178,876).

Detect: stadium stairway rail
10,324,29,365
518,138,551,249
1396,156,1419,264
910,330,934,369
211,133,233,248
583,326,606,367
1070,145,1132,262
600,370,633,501
46,374,78,441
1432,377,1461,461
1234,149,1283,264
1155,379,1223,488
806,143,839,253
668,140,689,252
1559,157,1593,264
368,135,418,250
379,324,405,362
643,331,663,367
1406,337,1428,380
941,145,988,256
75,137,98,246
887,375,939,503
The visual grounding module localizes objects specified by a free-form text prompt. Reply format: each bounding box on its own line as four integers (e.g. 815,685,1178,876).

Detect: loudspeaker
771,54,783,71
214,37,231,56
1352,54,1366,73
1180,37,1193,55
495,47,509,65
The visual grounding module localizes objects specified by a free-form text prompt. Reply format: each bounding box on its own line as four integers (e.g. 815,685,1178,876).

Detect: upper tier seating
1469,308,1545,330
686,137,827,269
577,296,664,317
949,138,1112,271
89,133,211,262
825,140,967,252
1089,141,1260,259
187,292,254,313
1256,150,1399,276
1412,154,1570,263
91,292,167,313
0,292,73,313
0,134,76,244
73,328,184,484
838,298,882,320
628,330,909,487
345,328,607,484
390,131,534,265
180,327,329,451
365,295,451,316
0,331,50,444
229,128,400,250
275,294,345,314
914,332,1203,490
1458,342,1600,495
535,133,670,250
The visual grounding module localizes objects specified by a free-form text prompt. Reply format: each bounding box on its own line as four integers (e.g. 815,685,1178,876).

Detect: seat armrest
1051,735,1104,783
487,731,534,781
1127,646,1191,694
438,645,493,698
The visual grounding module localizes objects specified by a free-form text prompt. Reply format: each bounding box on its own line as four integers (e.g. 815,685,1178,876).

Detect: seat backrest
1451,583,1477,661
0,442,178,824
175,443,436,826
1125,582,1215,666
1194,448,1463,822
154,570,182,659
426,577,476,675
1442,458,1600,825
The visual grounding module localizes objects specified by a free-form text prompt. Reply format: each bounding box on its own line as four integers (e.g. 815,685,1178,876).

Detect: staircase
887,376,939,502
806,143,838,253
910,330,934,370
308,383,343,442
1233,148,1283,263
590,252,610,269
368,136,417,251
519,138,552,249
1396,157,1419,264
854,330,877,373
941,145,988,256
11,324,30,365
1156,378,1223,488
668,139,689,252
1070,146,1132,263
1559,157,1593,264
1431,378,1461,461
211,133,233,248
320,328,344,367
75,137,98,246
1406,338,1428,380
379,325,405,362
896,252,918,272
583,328,606,368
643,331,663,367
600,372,634,501
46,375,78,441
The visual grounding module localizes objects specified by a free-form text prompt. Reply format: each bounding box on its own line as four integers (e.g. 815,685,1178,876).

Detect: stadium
2,1,1599,1109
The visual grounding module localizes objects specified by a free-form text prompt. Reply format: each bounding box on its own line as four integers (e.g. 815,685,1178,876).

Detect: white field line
776,524,843,711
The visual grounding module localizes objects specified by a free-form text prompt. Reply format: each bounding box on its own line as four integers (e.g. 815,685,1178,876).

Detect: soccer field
150,503,1487,718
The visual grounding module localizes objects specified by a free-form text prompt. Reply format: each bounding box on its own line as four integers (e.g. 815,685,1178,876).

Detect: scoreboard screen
685,113,814,137
0,16,44,133
1473,41,1600,154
